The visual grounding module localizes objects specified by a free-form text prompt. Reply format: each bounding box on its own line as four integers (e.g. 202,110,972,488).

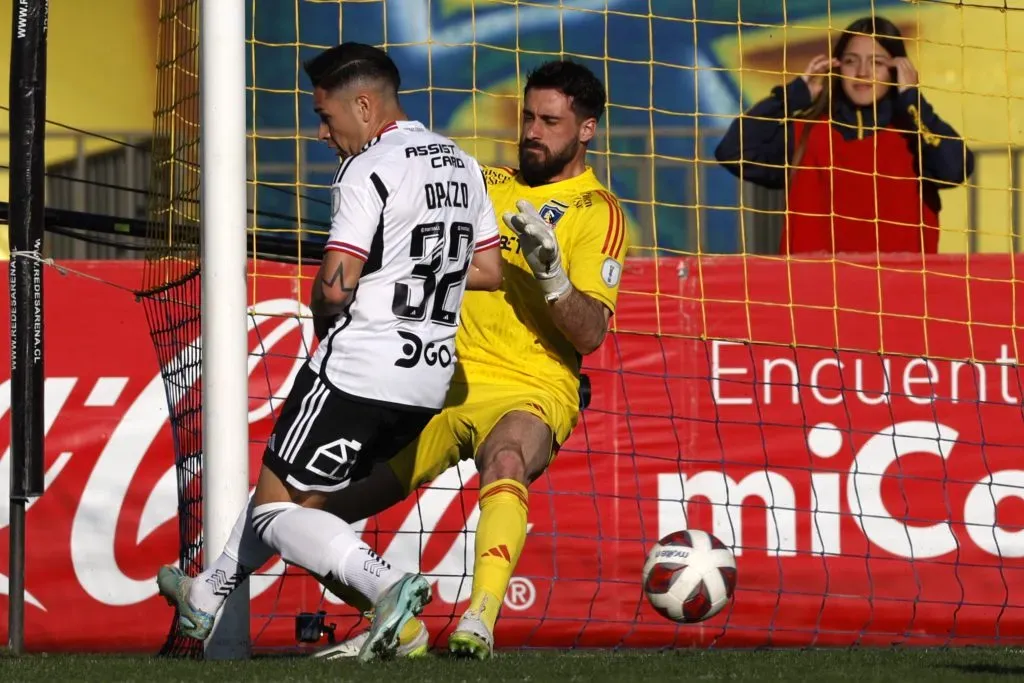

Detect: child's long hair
789,16,908,182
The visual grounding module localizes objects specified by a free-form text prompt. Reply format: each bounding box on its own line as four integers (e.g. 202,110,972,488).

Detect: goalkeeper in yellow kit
153,57,625,661
313,59,628,660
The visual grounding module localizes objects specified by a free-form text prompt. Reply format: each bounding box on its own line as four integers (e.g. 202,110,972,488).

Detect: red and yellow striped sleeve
565,190,629,312
595,190,626,259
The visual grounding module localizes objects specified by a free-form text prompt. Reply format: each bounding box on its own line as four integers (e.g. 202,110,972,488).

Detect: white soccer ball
642,529,737,623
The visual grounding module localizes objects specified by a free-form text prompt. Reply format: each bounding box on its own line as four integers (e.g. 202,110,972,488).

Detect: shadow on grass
938,664,1024,677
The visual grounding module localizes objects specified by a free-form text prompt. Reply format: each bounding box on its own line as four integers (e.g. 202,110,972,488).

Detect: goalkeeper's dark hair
304,43,401,95
525,60,606,122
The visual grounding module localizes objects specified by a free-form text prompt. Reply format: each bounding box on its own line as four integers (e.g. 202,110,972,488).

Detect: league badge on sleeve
331,186,341,218
601,257,622,287
538,199,570,227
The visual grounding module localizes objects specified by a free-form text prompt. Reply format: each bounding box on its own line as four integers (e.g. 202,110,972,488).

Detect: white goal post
199,0,251,660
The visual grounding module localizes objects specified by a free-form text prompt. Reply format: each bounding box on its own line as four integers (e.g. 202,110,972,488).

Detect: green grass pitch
3,649,1023,682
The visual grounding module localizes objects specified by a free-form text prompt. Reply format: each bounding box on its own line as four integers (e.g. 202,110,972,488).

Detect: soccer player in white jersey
156,42,502,662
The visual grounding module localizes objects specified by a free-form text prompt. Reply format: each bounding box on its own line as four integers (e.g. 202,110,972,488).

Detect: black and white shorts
263,365,435,493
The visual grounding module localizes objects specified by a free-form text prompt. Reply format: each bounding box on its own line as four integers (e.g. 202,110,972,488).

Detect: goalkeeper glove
502,199,572,303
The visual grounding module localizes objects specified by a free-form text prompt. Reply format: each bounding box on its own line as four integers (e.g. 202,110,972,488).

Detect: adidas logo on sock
481,544,511,561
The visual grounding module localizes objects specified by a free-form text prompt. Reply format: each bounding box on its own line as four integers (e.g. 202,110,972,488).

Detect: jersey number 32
392,221,473,327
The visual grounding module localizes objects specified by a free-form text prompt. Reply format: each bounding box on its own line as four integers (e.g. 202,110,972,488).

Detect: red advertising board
1,256,1023,652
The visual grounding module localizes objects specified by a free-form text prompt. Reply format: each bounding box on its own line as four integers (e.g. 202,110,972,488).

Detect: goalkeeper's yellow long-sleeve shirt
453,165,628,410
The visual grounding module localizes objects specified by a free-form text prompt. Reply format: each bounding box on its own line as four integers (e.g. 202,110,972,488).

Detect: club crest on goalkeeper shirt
538,199,570,227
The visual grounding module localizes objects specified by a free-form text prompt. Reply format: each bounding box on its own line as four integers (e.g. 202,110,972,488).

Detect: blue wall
246,0,902,254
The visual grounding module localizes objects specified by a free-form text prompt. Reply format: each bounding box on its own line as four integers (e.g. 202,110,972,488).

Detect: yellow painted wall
0,0,158,256
712,0,1024,253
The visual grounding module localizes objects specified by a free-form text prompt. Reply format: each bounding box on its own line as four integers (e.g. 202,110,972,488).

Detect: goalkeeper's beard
519,138,579,186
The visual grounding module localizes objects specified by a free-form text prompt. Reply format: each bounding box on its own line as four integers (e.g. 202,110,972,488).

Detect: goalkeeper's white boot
357,573,432,662
448,608,494,660
312,614,429,660
156,565,214,641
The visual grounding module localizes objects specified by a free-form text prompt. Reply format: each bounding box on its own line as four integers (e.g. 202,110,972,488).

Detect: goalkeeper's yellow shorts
386,380,578,494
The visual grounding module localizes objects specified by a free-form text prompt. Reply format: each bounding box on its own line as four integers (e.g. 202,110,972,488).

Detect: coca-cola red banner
2,256,1023,653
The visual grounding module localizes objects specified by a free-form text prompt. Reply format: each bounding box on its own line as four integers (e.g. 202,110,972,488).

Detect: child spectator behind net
715,16,974,255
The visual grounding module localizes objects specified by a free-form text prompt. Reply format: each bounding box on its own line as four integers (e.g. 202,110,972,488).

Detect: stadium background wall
0,256,1023,651
0,0,1021,260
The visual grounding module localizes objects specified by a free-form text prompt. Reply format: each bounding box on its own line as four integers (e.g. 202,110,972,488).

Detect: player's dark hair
525,60,606,122
304,42,401,95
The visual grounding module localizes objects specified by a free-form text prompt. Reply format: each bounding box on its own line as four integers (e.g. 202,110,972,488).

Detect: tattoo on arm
320,261,356,292
311,258,357,320
549,287,610,355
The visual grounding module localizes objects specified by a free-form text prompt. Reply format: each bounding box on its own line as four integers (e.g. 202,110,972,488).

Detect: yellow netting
241,1,1024,321
148,0,1024,654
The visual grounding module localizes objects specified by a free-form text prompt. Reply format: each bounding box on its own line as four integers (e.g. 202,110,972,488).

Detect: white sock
189,497,275,615
253,502,405,604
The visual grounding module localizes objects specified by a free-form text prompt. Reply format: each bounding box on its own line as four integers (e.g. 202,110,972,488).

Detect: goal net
146,0,1024,656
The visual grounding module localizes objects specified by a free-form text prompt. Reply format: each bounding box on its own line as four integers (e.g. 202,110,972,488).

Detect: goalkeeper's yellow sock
466,479,529,632
318,572,422,644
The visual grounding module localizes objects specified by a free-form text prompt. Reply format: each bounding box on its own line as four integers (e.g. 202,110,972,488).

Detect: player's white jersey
307,120,500,411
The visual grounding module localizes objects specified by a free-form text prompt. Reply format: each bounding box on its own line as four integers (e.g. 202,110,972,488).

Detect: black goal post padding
7,0,48,657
